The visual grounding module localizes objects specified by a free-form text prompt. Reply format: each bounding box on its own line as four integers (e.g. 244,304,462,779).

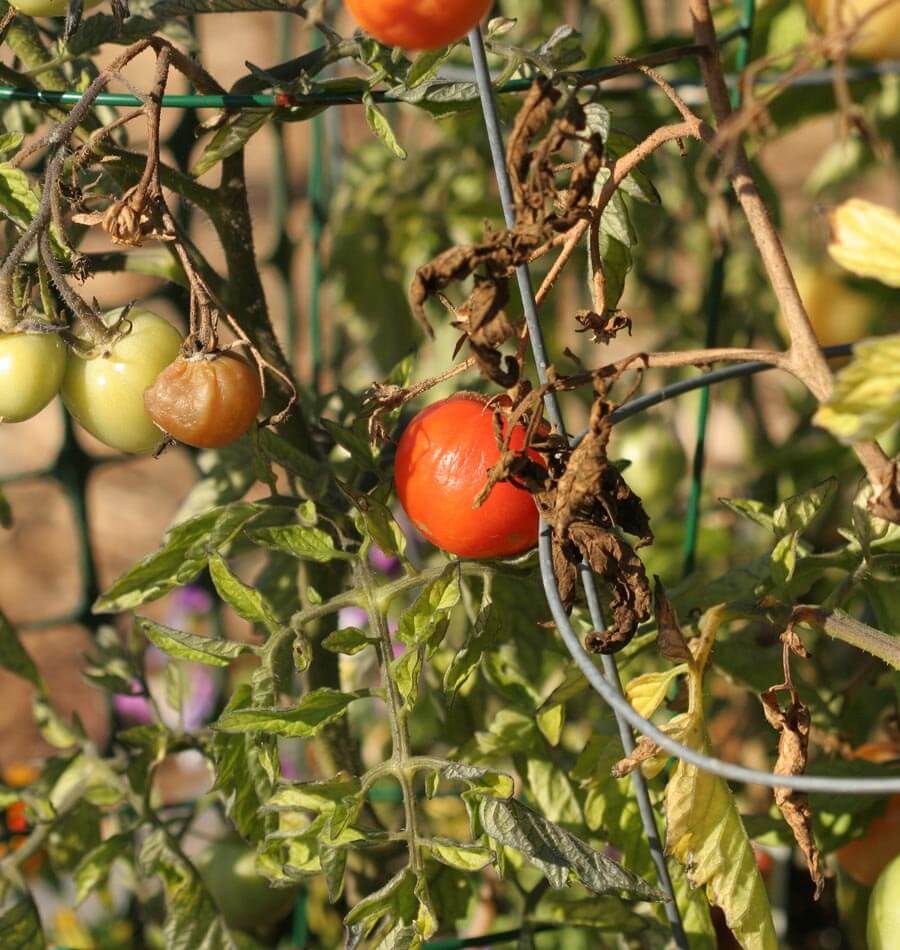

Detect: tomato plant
143,351,262,449
393,392,542,559
0,331,67,423
2,3,900,949
344,0,492,50
61,309,182,454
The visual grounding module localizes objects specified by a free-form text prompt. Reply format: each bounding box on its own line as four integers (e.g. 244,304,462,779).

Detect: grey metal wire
607,343,854,429
468,27,689,947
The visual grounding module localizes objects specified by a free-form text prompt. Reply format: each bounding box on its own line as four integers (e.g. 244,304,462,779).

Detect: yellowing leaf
828,199,900,287
813,335,900,442
629,607,778,949
625,665,688,718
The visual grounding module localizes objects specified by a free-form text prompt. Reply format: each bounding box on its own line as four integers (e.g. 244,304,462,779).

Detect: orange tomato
836,742,900,887
143,351,262,449
394,392,542,559
344,0,492,50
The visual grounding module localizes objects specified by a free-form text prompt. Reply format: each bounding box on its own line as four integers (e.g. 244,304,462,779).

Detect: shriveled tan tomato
144,351,262,449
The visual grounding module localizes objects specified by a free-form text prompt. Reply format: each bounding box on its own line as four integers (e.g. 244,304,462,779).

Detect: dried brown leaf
761,686,826,899
654,576,691,663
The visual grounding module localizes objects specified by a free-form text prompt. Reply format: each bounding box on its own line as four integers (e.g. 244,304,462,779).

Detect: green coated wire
309,39,325,392
681,0,756,577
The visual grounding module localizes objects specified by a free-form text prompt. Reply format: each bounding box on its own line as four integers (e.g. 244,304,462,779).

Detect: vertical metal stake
467,27,688,947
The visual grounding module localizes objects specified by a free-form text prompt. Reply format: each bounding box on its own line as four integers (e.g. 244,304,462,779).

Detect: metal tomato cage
4,3,900,947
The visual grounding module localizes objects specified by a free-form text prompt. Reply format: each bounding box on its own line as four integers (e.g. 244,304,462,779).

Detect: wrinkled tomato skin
344,0,491,50
144,351,262,449
394,392,542,560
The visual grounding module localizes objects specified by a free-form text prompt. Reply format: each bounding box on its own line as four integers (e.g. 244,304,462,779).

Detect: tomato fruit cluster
344,0,491,50
3,306,262,455
394,392,542,560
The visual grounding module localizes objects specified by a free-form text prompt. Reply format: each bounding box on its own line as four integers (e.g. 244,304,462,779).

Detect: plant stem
356,558,424,876
290,561,505,632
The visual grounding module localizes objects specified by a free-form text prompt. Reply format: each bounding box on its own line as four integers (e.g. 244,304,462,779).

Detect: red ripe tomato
344,0,492,50
836,742,900,887
394,392,542,559
143,351,262,449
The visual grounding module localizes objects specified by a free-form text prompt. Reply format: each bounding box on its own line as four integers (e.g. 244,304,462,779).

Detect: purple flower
369,544,401,576
112,680,154,726
338,606,369,630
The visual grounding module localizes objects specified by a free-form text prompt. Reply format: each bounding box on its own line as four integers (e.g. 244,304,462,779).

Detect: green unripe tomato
7,0,100,16
61,309,181,454
0,330,67,423
867,852,900,949
195,839,298,935
612,418,687,502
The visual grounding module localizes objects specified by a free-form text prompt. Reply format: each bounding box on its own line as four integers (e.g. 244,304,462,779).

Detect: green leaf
772,478,837,538
74,833,132,906
0,609,43,691
0,897,44,950
444,604,502,702
213,688,360,738
246,525,348,562
212,684,269,841
0,162,39,230
322,626,372,656
265,775,362,815
258,430,329,496
524,758,582,827
719,497,775,532
814,335,900,442
770,531,799,597
209,553,280,632
397,564,460,649
427,838,494,871
95,503,260,612
479,797,660,899
0,132,24,158
345,867,417,938
138,618,253,667
139,828,238,950
319,418,376,470
320,845,348,902
192,109,274,178
363,91,408,160
390,648,424,707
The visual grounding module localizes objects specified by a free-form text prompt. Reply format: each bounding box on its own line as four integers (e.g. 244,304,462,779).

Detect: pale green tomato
612,418,687,502
195,839,298,934
61,309,182,454
0,330,67,423
868,852,900,949
8,0,100,16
